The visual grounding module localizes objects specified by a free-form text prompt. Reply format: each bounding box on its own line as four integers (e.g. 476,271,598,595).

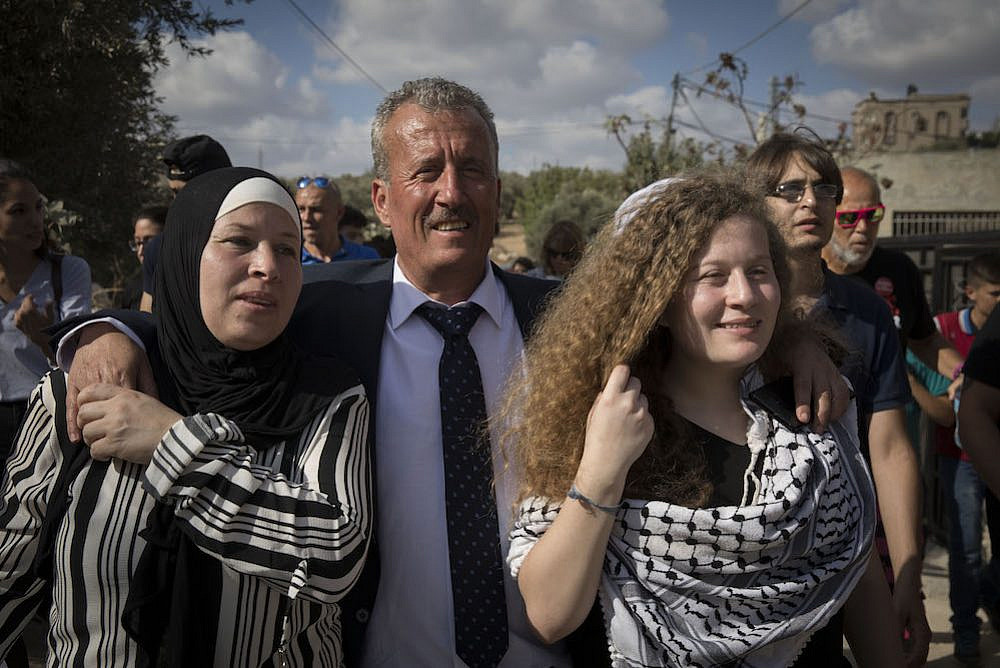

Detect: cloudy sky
155,0,1000,178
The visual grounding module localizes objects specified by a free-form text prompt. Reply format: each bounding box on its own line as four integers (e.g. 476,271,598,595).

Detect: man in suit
57,78,846,667
295,77,572,667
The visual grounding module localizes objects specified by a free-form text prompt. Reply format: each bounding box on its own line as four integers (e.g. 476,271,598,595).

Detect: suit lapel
351,276,392,399
493,263,558,341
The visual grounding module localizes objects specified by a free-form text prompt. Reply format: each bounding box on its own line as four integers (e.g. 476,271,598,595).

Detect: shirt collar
960,307,976,335
388,257,504,331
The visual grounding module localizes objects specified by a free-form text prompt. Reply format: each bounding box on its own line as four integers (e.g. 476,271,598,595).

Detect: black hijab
153,166,343,441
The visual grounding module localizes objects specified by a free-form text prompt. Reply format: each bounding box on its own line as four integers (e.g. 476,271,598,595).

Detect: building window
936,111,951,138
884,111,897,145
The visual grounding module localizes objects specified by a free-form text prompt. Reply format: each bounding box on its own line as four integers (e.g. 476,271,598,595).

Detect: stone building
852,89,970,152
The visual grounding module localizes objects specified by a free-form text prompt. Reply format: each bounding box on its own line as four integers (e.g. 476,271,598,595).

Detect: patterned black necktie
416,302,508,668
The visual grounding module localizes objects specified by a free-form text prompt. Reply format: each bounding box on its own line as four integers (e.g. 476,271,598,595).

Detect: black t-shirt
687,420,761,507
965,305,1000,390
852,246,936,350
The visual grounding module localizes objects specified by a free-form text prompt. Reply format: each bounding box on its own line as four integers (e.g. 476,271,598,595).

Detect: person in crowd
823,167,965,387
339,204,370,246
0,159,91,459
508,256,535,274
528,219,585,280
51,78,848,667
960,305,1000,498
295,176,378,264
745,133,929,665
506,170,901,667
923,252,1000,662
162,134,232,196
139,134,233,312
0,167,372,665
364,233,396,259
118,205,167,310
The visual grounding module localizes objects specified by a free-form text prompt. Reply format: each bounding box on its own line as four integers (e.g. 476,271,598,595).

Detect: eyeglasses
296,176,332,190
835,204,885,228
129,236,156,252
770,181,840,203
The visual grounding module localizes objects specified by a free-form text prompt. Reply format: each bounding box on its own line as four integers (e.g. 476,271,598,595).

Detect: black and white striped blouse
0,371,372,667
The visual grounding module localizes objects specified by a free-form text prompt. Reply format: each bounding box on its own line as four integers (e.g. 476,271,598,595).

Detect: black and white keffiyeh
509,371,876,668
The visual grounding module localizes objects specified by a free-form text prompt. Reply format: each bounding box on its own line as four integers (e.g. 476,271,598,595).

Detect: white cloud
315,0,665,116
686,32,709,60
809,0,1000,87
606,86,671,118
778,0,850,24
155,32,330,124
789,87,869,136
155,31,375,177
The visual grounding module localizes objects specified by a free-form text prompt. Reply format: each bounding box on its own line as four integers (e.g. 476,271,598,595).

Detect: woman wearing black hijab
0,168,372,666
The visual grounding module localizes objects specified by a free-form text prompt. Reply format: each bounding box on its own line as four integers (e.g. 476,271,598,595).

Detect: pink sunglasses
835,204,885,228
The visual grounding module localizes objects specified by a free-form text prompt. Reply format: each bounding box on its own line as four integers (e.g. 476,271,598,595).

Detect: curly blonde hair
500,168,797,507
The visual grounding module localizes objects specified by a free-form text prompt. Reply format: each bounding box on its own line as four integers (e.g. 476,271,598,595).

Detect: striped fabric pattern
0,372,372,667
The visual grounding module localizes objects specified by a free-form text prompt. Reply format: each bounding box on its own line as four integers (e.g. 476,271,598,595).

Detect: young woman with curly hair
503,169,902,667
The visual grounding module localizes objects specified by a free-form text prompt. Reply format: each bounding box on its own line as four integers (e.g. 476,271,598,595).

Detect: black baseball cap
162,135,232,181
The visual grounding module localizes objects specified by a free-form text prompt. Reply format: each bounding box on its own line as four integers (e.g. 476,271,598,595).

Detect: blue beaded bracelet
568,484,621,516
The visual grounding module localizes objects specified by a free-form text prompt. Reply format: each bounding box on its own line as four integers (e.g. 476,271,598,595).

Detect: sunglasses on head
835,204,885,228
770,181,840,203
297,176,332,189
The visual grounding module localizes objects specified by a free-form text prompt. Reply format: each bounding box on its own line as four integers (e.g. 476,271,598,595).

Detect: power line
677,75,851,125
671,118,748,146
676,84,733,143
283,0,388,94
684,0,814,75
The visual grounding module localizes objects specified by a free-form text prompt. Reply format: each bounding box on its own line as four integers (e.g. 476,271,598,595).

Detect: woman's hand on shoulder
77,383,181,465
577,364,654,497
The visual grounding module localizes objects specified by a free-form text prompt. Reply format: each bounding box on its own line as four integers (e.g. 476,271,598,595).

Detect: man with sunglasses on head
295,176,378,264
748,132,930,667
824,168,965,392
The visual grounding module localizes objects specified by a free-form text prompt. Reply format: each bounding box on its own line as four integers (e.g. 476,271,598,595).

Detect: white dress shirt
360,259,570,668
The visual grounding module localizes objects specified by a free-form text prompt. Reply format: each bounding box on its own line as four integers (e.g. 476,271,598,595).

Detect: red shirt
932,308,976,459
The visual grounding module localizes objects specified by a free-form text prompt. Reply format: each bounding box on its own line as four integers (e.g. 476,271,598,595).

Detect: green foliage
513,165,625,256
526,187,619,258
331,171,377,220
498,170,528,221
966,131,1000,149
0,0,246,290
606,115,707,193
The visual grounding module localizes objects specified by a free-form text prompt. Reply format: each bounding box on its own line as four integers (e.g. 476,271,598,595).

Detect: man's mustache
423,206,478,227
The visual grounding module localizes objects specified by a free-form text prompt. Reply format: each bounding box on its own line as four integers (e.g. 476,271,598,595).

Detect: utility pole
665,73,680,154
257,146,263,169
769,76,780,138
